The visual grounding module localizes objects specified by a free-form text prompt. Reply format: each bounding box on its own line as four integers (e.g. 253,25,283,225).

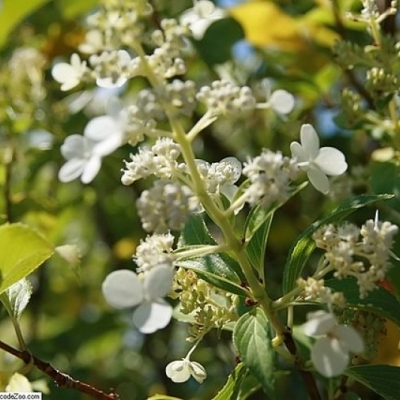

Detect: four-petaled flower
102,265,174,334
59,110,124,184
52,53,87,91
166,358,207,383
303,310,364,377
290,124,348,194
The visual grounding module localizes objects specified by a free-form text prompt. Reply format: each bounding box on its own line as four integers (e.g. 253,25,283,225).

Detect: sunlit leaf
0,223,53,293
0,278,32,321
0,0,48,49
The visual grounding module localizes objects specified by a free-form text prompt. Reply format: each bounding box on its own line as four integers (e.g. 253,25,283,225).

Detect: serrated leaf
326,278,400,326
345,365,400,400
0,279,32,321
176,254,247,296
0,223,53,293
178,214,216,247
233,308,275,397
245,213,273,277
282,194,393,294
212,363,247,400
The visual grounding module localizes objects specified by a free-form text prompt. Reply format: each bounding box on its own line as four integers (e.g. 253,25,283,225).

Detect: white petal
102,270,143,309
333,325,364,353
300,124,320,159
308,166,330,194
144,264,174,300
311,337,349,377
84,116,119,141
221,157,242,182
58,159,86,182
189,361,207,383
60,79,81,92
81,156,102,183
303,310,336,336
96,76,127,89
269,89,295,114
132,299,173,333
52,63,78,84
60,135,86,159
314,147,348,176
166,360,191,383
290,141,307,163
194,1,216,18
92,133,123,157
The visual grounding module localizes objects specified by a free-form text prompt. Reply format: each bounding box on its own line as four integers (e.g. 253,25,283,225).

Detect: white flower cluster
135,232,175,273
303,310,364,377
102,264,174,334
81,0,153,51
196,157,242,195
313,217,399,297
137,180,200,233
242,150,299,208
121,138,182,185
196,80,256,116
147,19,189,79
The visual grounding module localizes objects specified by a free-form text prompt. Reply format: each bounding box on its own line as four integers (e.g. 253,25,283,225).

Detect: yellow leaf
229,2,303,51
229,1,339,51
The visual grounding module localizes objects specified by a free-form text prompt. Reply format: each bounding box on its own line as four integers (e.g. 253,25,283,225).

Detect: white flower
180,1,226,40
58,135,103,184
58,115,123,184
268,89,295,114
166,358,207,383
102,265,174,334
258,80,295,115
52,53,87,91
290,124,348,194
303,310,364,378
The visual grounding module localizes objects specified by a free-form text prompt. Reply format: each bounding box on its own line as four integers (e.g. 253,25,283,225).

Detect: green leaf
326,277,400,326
0,0,48,49
176,254,247,296
245,213,273,276
178,214,216,247
55,0,97,19
282,194,393,294
195,17,244,66
147,396,183,400
212,363,247,400
370,161,400,210
243,182,307,242
345,365,400,400
233,308,275,397
0,223,53,293
0,279,32,321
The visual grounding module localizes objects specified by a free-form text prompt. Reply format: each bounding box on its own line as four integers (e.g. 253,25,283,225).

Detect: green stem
133,38,321,400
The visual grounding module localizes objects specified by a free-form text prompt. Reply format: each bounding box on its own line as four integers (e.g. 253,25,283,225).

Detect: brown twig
0,339,119,400
283,329,322,400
